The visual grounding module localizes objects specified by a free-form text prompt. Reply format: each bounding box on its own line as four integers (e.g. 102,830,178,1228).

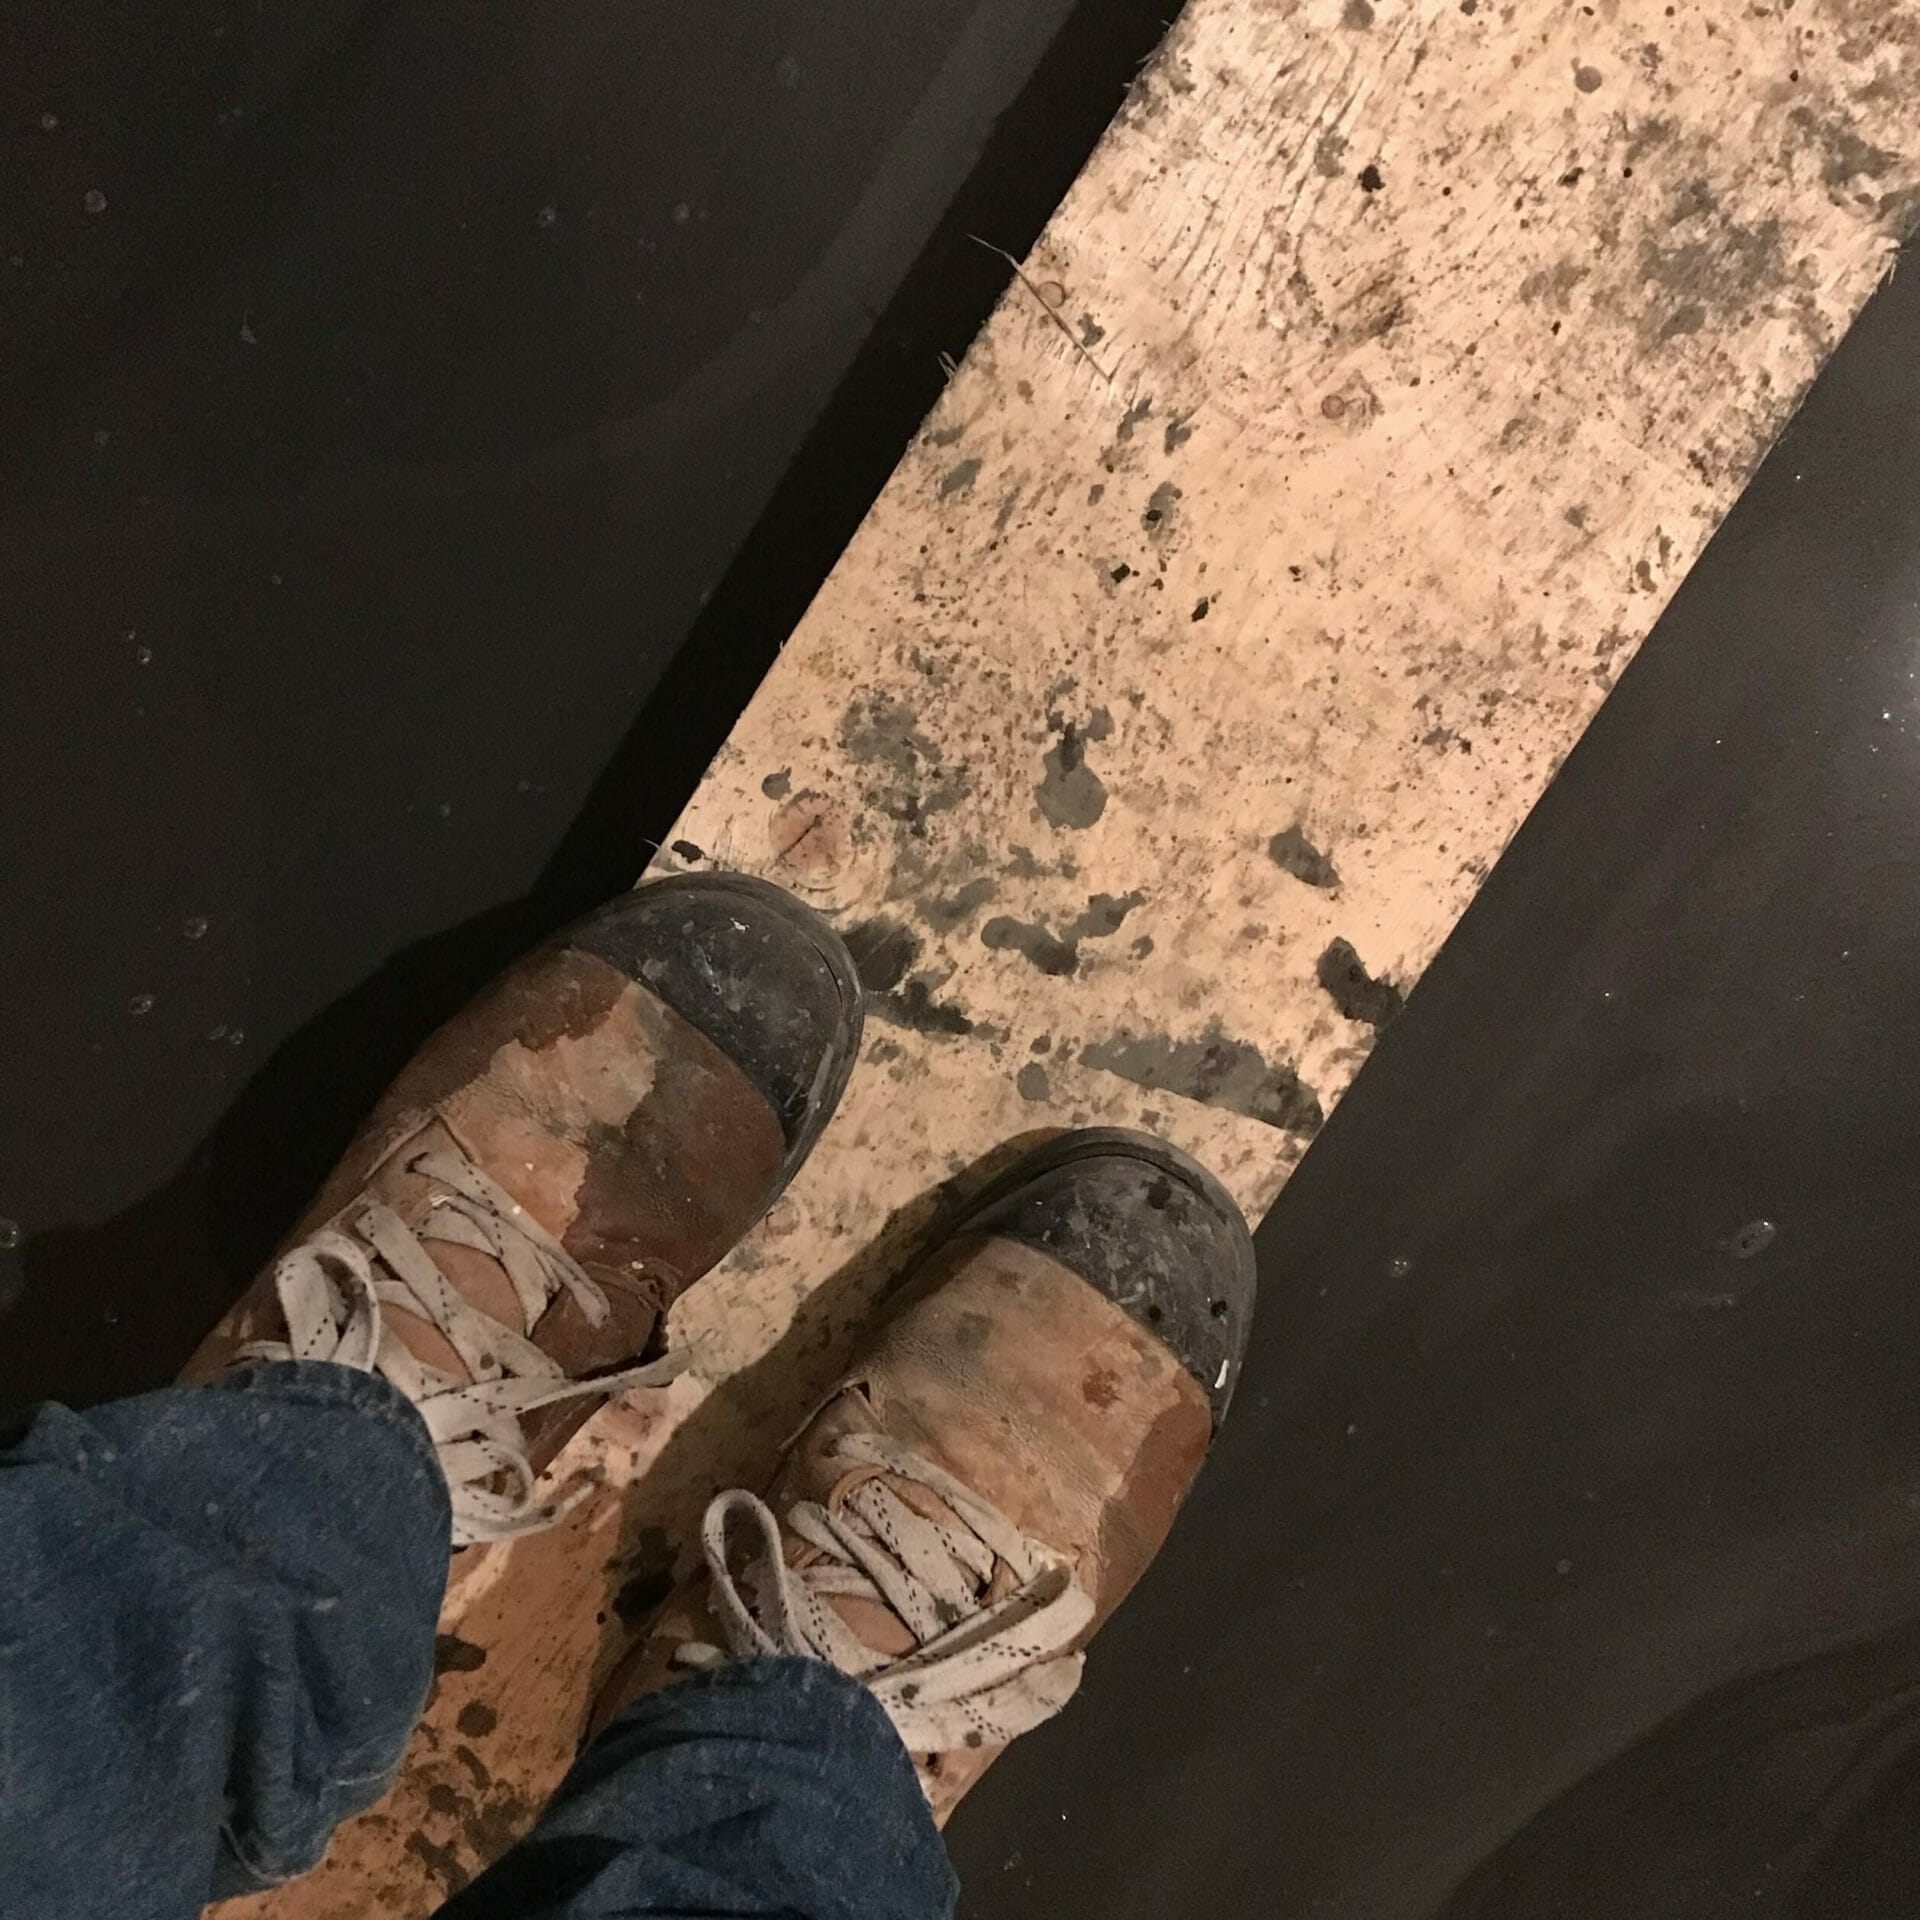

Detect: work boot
597,1128,1255,1819
183,872,863,1545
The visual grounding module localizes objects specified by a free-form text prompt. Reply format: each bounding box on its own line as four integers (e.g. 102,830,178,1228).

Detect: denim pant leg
1,1360,955,1920
435,1658,957,1920
0,1360,450,1920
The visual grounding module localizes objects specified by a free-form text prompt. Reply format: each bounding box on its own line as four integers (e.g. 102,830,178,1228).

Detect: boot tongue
344,1118,542,1380
778,1387,998,1666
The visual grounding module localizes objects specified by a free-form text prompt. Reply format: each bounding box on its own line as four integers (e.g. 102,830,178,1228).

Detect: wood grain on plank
232,1,1920,1910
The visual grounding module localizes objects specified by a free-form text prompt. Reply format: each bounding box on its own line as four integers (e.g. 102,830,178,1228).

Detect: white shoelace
241,1146,686,1544
680,1431,1095,1754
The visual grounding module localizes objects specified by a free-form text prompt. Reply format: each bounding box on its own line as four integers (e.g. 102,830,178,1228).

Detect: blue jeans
0,1361,955,1920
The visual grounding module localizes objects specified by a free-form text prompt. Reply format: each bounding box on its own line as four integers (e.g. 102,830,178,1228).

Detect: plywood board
233,0,1920,1910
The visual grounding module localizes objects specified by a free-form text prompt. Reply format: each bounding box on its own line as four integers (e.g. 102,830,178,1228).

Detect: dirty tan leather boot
595,1128,1255,1821
182,872,862,1545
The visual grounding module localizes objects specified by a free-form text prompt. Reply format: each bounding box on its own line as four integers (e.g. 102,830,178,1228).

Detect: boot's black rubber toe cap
946,1128,1256,1424
565,873,864,1168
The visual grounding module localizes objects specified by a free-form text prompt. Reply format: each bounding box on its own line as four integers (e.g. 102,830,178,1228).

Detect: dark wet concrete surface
949,254,1920,1914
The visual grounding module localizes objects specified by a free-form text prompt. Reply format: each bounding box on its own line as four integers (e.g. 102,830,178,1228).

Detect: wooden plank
233,2,1920,1910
